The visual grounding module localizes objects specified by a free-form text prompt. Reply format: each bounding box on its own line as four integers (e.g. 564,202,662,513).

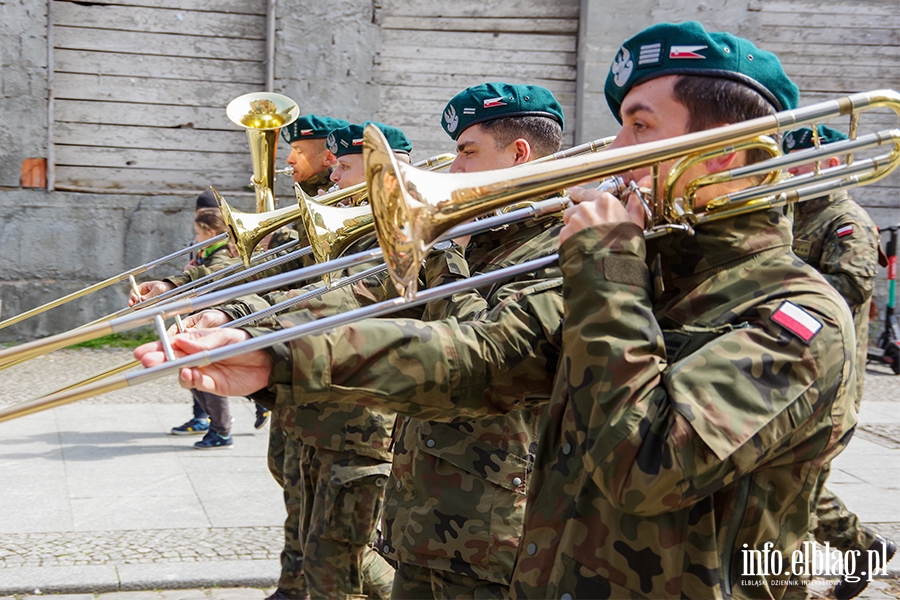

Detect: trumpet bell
226,92,300,213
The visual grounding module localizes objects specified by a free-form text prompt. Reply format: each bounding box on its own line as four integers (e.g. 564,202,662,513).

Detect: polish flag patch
771,301,823,344
352,138,364,146
483,97,507,108
300,129,314,136
670,45,708,59
836,225,854,238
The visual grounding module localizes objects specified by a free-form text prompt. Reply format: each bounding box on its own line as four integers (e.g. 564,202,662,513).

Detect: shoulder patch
836,225,854,238
771,301,823,344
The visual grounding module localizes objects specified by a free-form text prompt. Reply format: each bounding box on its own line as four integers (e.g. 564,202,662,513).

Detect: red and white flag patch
670,45,708,59
300,129,314,136
352,138,364,146
771,301,823,344
836,225,854,238
483,97,507,108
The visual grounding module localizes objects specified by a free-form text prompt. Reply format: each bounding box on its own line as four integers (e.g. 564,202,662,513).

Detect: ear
704,151,740,173
826,156,840,168
512,138,533,165
323,151,338,168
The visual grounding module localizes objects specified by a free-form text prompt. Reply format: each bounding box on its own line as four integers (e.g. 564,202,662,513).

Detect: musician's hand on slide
560,184,646,244
128,281,175,306
134,328,273,396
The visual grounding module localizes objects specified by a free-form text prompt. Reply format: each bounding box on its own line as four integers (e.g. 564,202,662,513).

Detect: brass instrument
219,153,456,267
2,89,899,421
365,90,900,300
226,92,300,213
0,233,229,333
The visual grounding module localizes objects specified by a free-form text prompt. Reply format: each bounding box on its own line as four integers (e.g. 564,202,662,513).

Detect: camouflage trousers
271,411,308,597
300,444,395,599
391,562,509,600
813,463,877,552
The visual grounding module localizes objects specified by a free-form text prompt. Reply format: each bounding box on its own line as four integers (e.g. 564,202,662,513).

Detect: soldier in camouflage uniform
135,22,859,600
383,83,565,600
181,122,416,600
783,125,896,600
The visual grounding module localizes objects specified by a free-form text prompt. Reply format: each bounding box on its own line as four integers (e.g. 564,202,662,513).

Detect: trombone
366,90,900,299
219,153,457,266
2,89,899,421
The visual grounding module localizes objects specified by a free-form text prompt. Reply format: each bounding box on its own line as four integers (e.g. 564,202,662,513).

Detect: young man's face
608,75,692,187
286,139,334,184
330,154,365,189
449,124,522,173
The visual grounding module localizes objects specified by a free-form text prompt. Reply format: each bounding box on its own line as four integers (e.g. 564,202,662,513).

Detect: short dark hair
477,115,563,158
194,207,227,235
673,75,777,165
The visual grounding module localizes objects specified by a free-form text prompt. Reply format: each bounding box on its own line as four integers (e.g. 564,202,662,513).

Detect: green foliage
70,329,157,350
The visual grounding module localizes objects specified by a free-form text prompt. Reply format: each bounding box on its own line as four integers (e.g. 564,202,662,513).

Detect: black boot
833,535,897,600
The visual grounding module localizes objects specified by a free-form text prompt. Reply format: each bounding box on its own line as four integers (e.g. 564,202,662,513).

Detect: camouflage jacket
792,192,880,403
248,231,458,461
268,209,856,599
512,209,857,599
383,216,562,585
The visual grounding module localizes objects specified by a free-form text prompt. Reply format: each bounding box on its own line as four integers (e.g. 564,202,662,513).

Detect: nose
448,156,465,174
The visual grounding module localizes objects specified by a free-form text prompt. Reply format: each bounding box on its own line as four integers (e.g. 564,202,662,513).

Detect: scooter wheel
887,344,900,375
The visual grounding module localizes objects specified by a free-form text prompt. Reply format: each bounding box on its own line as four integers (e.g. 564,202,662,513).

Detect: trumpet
2,90,899,421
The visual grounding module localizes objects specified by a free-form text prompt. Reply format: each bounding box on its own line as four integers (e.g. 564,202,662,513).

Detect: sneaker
171,417,210,436
254,405,271,430
193,430,233,450
833,535,897,599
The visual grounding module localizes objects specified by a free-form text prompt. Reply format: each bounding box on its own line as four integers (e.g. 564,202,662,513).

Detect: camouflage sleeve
421,245,492,322
264,278,563,422
558,222,856,517
817,215,880,309
218,267,409,323
163,263,216,287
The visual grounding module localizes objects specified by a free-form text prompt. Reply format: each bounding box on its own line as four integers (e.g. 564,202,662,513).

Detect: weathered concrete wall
576,0,760,145
0,189,261,342
274,0,381,125
0,0,376,342
0,0,49,188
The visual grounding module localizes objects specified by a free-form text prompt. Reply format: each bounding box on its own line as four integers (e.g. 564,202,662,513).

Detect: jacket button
527,543,537,555
561,594,573,600
426,439,436,448
562,443,572,455
395,480,402,489
383,544,391,553
512,477,523,486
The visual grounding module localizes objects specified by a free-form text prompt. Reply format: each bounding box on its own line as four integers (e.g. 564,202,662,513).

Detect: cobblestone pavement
0,348,187,405
0,527,281,569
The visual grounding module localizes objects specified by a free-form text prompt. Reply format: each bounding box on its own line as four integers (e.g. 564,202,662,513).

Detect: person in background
182,207,238,449
783,124,896,600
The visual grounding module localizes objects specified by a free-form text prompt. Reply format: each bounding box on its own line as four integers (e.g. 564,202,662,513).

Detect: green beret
327,121,412,157
440,82,564,140
783,125,848,152
281,114,350,144
604,21,799,123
